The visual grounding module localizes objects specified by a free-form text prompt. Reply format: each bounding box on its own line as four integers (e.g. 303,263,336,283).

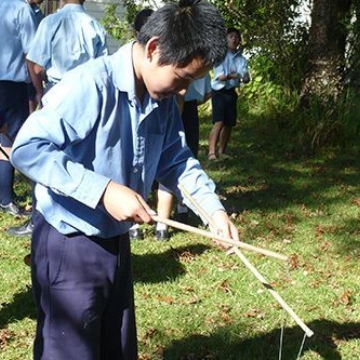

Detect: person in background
0,0,38,217
26,0,108,103
8,0,108,237
154,74,213,240
11,1,238,358
129,8,212,241
208,27,250,161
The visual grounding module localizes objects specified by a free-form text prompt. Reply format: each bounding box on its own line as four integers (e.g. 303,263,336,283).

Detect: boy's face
141,38,211,101
227,31,241,51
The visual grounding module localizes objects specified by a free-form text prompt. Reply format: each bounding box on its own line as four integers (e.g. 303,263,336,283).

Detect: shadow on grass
0,286,36,328
163,319,360,360
133,243,211,284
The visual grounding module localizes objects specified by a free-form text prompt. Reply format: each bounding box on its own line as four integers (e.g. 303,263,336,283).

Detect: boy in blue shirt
0,0,38,216
208,27,251,160
11,1,239,358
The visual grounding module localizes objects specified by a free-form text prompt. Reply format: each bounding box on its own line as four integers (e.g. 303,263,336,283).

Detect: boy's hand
102,181,154,224
210,210,239,249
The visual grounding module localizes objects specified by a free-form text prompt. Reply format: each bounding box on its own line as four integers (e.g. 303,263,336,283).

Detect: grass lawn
0,112,359,359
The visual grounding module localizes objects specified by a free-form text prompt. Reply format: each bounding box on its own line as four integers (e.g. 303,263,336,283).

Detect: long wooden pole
177,185,314,338
151,215,287,261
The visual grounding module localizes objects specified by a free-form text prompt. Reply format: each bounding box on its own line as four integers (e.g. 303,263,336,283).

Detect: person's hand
210,210,239,249
102,181,154,224
228,72,240,80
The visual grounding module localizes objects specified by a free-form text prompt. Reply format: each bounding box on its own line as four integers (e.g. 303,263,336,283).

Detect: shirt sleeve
11,74,110,210
237,56,250,80
211,62,227,91
155,99,225,223
18,5,38,54
26,19,52,67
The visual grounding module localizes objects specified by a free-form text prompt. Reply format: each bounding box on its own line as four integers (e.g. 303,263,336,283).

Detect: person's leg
219,91,237,157
101,234,138,359
208,91,226,160
31,211,137,360
218,125,232,155
156,184,173,240
0,81,29,213
182,100,199,158
208,121,223,159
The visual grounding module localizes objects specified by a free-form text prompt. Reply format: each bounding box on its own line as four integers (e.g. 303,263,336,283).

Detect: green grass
1,114,360,359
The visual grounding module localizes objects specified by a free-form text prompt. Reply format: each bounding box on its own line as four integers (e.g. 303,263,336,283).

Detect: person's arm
238,56,251,84
11,75,154,225
26,59,45,105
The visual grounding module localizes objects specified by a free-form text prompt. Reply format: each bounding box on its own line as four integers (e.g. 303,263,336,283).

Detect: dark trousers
182,100,199,158
0,80,29,138
31,211,138,360
211,88,238,126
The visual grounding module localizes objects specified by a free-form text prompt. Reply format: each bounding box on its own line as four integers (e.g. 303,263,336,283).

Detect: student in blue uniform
0,0,38,216
208,27,251,160
9,0,108,237
11,1,239,359
26,0,108,102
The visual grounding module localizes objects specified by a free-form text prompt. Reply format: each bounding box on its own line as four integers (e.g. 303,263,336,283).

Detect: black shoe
175,211,189,224
156,229,170,241
129,228,144,240
7,221,34,237
0,202,27,216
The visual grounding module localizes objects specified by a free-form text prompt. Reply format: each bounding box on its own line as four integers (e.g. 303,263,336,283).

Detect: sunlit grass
1,114,360,359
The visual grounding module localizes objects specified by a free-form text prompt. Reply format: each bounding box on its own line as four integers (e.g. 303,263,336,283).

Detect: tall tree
301,0,352,105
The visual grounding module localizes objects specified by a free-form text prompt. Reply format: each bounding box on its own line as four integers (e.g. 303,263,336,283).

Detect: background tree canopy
102,0,360,149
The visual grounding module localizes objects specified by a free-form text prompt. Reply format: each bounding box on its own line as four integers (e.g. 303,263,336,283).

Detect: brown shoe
24,253,31,267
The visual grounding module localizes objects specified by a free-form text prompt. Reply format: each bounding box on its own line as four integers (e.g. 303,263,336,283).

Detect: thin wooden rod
178,185,288,261
177,185,314,338
152,215,288,261
231,246,314,337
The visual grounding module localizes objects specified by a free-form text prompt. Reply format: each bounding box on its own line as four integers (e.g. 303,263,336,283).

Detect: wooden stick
231,246,314,337
152,215,287,261
177,185,314,338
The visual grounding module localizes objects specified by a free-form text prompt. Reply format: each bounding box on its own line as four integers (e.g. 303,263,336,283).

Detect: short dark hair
137,0,227,68
134,8,154,33
227,27,241,38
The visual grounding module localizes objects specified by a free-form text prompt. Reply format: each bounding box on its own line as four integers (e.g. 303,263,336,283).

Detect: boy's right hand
102,181,154,224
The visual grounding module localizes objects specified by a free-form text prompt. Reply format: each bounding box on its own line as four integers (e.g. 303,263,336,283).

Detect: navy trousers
181,100,199,159
0,80,29,138
31,211,138,360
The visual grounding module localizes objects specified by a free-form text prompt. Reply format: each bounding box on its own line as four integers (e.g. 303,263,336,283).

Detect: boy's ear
145,37,160,60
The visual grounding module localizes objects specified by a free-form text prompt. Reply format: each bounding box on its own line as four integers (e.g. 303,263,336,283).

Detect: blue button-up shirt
11,42,224,238
0,0,38,82
26,4,108,84
184,73,211,102
211,50,250,91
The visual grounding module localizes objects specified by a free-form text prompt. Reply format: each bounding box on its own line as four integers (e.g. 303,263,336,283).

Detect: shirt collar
60,4,85,13
111,42,159,112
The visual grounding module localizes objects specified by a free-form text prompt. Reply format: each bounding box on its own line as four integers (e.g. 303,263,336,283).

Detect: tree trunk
301,0,352,105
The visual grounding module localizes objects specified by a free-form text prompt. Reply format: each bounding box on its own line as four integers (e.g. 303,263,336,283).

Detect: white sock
156,222,168,231
130,223,139,230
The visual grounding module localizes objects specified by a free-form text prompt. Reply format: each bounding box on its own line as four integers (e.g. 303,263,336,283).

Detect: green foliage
101,3,131,41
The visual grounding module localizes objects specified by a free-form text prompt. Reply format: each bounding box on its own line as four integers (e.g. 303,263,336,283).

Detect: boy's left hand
210,210,239,249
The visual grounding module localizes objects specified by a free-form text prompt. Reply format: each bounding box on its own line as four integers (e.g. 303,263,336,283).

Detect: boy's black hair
137,0,227,68
227,27,241,38
134,8,154,33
